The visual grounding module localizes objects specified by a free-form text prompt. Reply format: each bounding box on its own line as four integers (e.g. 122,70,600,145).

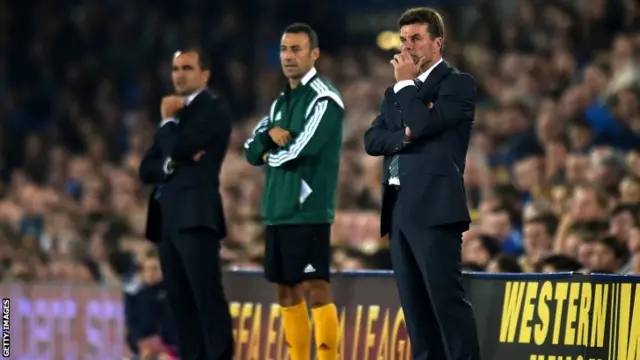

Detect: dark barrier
0,271,639,359
468,272,640,360
226,271,640,360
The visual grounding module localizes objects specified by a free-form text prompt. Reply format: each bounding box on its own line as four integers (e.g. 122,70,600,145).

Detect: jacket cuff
393,80,415,93
259,131,276,148
159,118,178,127
162,157,175,175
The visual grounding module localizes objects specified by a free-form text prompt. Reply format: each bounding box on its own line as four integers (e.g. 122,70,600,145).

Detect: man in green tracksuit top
244,23,344,360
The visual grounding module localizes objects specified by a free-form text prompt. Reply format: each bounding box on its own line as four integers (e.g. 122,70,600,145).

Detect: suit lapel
176,89,209,121
188,89,209,107
419,61,452,98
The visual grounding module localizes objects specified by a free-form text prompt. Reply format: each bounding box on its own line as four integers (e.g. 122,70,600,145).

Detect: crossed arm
139,122,178,184
363,88,409,156
244,98,343,167
168,99,231,162
364,74,476,156
394,72,476,141
138,99,231,184
243,116,278,166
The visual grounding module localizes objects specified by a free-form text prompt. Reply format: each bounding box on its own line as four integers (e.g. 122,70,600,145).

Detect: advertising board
0,271,638,359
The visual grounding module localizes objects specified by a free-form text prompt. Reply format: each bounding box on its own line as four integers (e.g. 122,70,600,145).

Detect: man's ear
311,48,320,62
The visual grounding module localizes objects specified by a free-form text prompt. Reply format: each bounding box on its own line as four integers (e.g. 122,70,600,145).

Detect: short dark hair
462,262,484,272
596,235,628,259
175,46,211,70
568,115,592,131
549,133,572,151
611,203,639,224
493,254,522,273
283,23,319,49
490,205,518,226
527,214,560,237
539,254,582,272
398,7,445,48
477,235,500,257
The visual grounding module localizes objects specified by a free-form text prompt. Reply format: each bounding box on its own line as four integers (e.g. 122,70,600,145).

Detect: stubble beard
287,73,302,81
285,67,311,84
419,54,436,73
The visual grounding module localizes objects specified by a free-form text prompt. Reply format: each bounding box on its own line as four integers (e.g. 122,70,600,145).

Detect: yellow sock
311,303,340,360
281,301,311,360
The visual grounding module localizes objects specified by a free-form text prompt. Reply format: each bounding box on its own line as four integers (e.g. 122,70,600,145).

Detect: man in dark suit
364,8,480,360
139,47,234,360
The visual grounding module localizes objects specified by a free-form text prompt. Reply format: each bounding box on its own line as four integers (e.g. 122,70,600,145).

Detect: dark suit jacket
139,90,232,242
364,61,476,236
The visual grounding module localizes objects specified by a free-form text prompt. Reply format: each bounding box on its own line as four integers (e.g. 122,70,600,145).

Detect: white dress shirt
388,57,443,186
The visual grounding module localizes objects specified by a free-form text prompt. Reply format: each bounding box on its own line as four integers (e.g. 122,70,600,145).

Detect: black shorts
264,224,331,285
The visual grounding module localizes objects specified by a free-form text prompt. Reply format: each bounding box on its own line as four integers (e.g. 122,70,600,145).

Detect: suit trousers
389,189,480,360
158,227,234,360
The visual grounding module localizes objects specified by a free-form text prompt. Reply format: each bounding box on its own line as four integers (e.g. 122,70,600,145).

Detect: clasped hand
268,126,291,147
261,126,293,163
161,95,184,119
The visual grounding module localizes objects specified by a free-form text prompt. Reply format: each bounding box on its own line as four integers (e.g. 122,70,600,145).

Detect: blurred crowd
1,0,640,286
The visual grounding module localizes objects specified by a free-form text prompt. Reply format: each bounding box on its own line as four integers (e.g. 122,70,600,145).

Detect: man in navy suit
139,47,234,360
364,7,480,360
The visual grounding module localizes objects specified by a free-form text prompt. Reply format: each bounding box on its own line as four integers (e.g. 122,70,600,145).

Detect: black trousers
158,227,234,360
390,196,480,360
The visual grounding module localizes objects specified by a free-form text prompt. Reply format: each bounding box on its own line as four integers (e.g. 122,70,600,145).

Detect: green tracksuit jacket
244,69,344,225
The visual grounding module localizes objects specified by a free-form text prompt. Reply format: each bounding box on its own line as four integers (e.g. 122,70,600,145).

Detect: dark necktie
388,78,423,181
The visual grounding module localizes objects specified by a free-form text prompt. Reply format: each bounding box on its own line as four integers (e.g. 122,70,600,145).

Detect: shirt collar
300,67,318,86
417,57,444,83
185,87,205,105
